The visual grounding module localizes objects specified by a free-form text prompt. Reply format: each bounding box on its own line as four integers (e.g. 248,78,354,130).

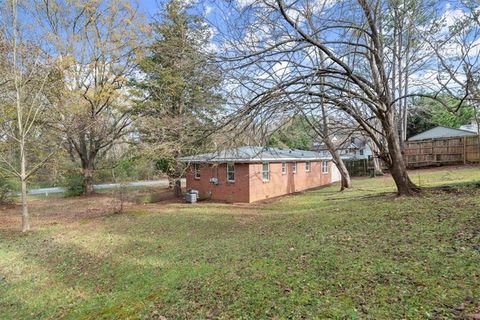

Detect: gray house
408,126,477,141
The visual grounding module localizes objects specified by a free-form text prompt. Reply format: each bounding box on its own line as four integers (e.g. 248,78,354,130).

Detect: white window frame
322,161,329,174
262,162,270,181
281,162,287,175
292,162,297,174
227,163,235,182
193,163,200,180
305,161,311,172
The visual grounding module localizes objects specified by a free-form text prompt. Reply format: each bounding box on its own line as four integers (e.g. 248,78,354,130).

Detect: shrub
0,178,14,204
63,171,84,197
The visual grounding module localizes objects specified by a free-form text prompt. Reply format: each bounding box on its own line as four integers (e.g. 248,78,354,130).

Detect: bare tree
218,0,433,195
386,0,433,147
426,1,480,141
0,0,61,231
220,45,354,190
35,0,147,195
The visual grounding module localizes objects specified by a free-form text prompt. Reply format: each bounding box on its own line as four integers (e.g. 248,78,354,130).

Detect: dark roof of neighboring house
408,126,477,141
178,146,330,163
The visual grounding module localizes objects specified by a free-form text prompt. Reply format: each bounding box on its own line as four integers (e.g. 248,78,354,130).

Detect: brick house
179,146,340,203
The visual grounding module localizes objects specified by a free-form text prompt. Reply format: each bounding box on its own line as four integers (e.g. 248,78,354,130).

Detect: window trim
305,161,311,173
292,162,297,174
322,161,329,174
193,163,201,180
281,162,286,175
227,162,235,182
262,162,270,182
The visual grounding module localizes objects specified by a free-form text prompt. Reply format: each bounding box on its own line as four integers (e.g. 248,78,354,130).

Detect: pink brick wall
185,160,333,203
248,161,332,202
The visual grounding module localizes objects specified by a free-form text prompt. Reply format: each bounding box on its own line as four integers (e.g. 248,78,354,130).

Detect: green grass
1,167,480,319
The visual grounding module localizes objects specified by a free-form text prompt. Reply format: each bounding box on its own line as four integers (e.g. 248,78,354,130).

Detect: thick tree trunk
82,160,95,195
383,114,420,196
326,140,352,190
334,156,351,190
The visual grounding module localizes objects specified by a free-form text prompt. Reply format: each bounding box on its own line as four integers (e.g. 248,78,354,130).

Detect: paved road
28,179,185,195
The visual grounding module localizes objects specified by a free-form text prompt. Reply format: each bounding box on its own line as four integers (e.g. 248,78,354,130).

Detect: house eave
178,157,332,163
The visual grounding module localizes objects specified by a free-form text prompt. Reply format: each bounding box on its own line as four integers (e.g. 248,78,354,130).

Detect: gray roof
459,124,478,133
408,126,477,141
178,146,330,163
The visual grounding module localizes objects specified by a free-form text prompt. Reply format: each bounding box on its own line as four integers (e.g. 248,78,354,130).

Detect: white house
313,136,373,160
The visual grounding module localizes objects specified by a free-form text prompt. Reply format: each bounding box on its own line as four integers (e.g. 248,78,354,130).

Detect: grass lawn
1,166,480,319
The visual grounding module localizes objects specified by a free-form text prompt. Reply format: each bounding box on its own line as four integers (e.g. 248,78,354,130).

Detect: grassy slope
0,167,479,319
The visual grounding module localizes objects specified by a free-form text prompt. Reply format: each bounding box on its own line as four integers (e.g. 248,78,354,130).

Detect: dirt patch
0,188,179,231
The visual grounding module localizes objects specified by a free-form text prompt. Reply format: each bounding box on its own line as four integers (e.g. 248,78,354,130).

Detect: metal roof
178,146,330,163
407,126,477,141
459,124,478,133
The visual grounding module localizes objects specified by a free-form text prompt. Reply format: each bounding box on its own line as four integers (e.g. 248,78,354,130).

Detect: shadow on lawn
1,210,258,319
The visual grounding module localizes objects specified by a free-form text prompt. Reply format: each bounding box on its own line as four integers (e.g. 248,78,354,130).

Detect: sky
136,0,214,20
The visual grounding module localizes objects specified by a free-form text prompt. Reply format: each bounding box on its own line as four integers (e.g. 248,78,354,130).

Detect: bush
0,178,14,204
63,171,84,197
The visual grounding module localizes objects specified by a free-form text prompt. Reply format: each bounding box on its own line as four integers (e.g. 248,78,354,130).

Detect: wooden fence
344,158,381,176
404,135,480,168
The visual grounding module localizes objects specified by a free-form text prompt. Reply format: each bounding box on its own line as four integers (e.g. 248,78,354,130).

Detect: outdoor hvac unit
185,189,199,203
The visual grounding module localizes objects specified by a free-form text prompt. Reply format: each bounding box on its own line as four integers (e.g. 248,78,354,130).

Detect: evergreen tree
267,117,315,150
135,0,223,196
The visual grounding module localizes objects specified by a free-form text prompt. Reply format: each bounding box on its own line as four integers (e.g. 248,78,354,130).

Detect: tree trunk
82,161,95,195
369,141,384,175
173,162,183,197
383,114,420,196
20,139,30,232
372,157,382,175
326,139,352,190
174,179,182,197
21,177,29,232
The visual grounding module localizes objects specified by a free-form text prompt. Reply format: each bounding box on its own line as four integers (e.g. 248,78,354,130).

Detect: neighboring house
179,146,340,203
312,136,373,160
459,123,479,134
407,125,477,141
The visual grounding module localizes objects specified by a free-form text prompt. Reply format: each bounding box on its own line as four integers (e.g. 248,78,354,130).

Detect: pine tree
135,0,223,196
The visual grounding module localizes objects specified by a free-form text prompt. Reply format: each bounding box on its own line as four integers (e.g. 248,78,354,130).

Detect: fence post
463,136,467,164
431,139,435,165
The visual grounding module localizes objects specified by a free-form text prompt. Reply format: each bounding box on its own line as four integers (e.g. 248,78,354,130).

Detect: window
193,163,200,179
292,162,297,174
360,149,364,156
227,163,235,182
305,161,311,172
322,161,329,173
281,162,287,175
262,162,270,181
